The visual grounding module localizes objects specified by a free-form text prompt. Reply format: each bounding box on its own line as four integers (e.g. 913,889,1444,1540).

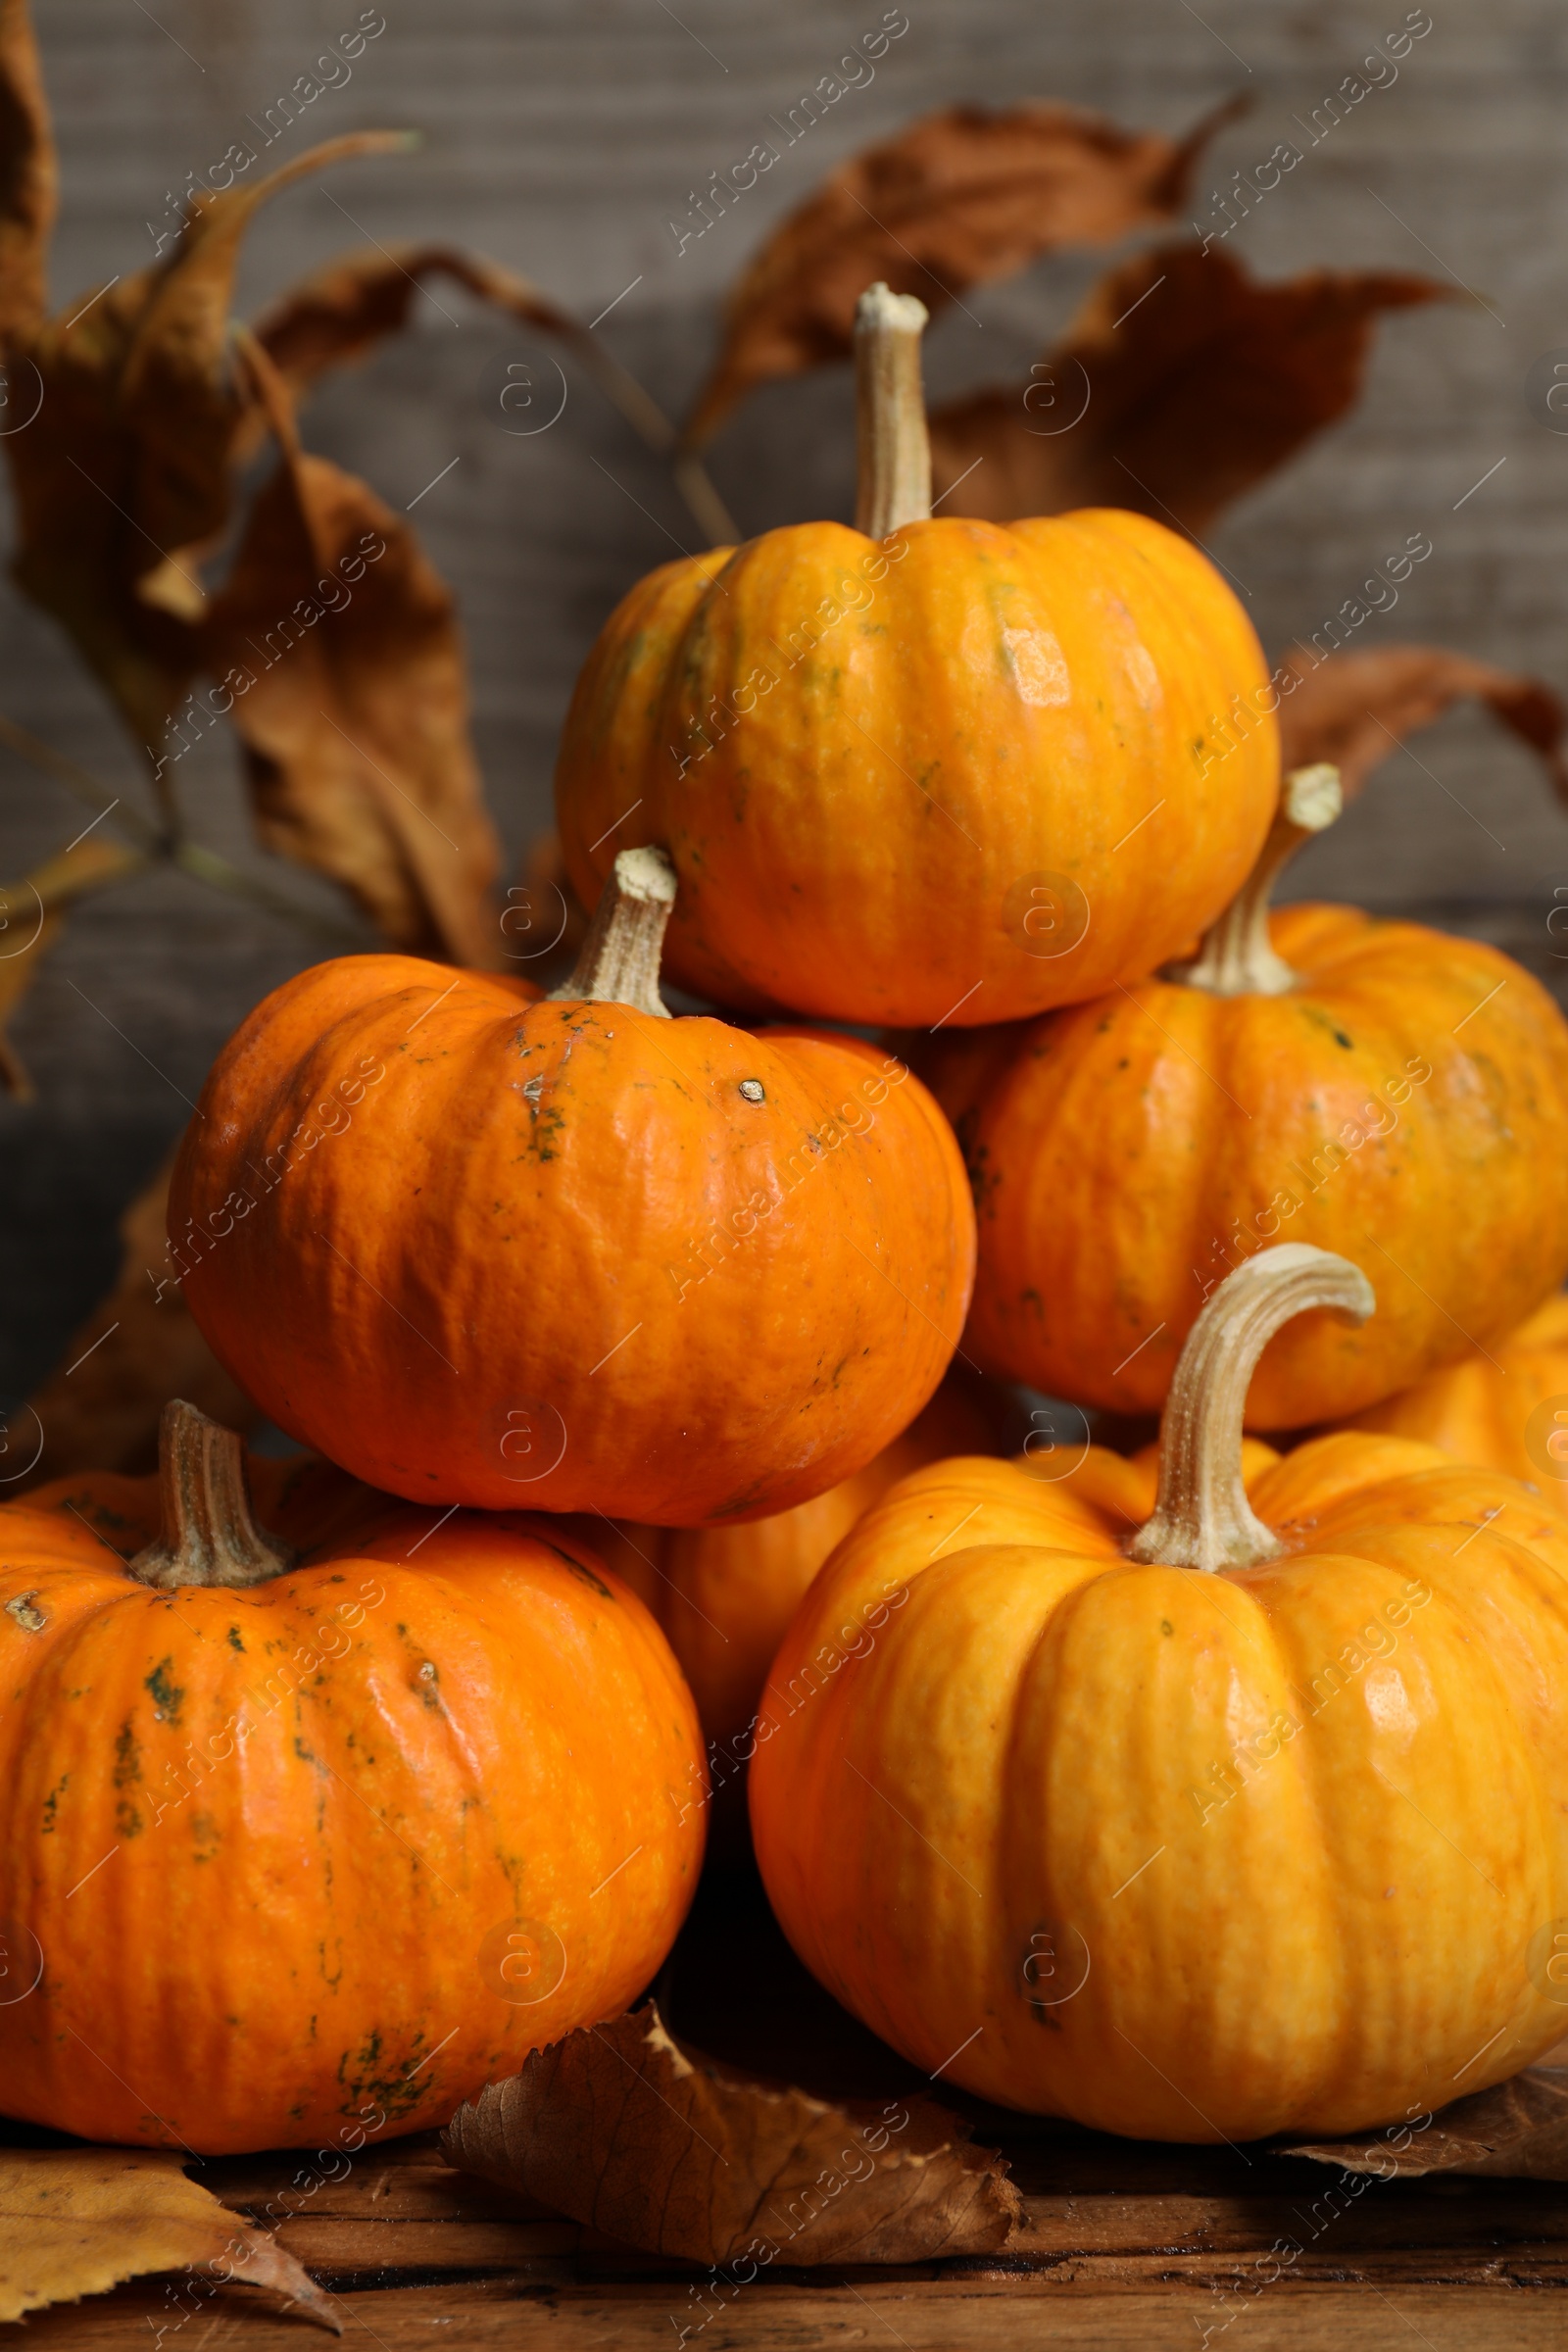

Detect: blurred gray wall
4,0,1567,1396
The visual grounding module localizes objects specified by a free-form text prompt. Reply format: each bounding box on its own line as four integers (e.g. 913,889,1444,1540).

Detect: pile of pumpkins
6,283,1568,2157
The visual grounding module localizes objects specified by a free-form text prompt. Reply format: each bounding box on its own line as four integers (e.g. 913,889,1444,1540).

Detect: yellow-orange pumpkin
169,849,974,1522
0,1404,704,2154
752,1244,1568,2140
583,1376,1002,1748
1331,1293,1568,1513
555,284,1277,1026
924,766,1568,1428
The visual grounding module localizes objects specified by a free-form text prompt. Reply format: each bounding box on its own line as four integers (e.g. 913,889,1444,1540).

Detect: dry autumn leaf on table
1288,2056,1568,2182
0,2147,338,2329
443,2002,1020,2266
683,95,1249,446
929,242,1446,532
1274,643,1568,805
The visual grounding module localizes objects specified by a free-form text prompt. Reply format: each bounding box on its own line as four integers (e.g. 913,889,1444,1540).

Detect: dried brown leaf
441,2001,1019,2266
1287,2060,1568,2181
254,243,587,404
198,339,501,965
2,107,412,751
684,96,1249,445
1274,642,1568,806
0,832,145,1099
247,243,741,535
0,2146,339,2328
0,0,55,342
928,242,1446,534
18,1146,260,1489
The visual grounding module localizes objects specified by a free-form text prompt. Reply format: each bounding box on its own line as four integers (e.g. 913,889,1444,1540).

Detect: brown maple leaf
684,96,1250,446
442,2001,1020,2265
197,337,502,966
0,0,410,760
1273,643,1568,806
927,242,1446,533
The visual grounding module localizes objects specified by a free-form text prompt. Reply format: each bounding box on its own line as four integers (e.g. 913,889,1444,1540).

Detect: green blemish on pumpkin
113,1721,141,1788
144,1658,185,1723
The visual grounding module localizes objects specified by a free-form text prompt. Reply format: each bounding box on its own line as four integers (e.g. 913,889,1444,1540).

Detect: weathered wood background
2,0,1565,1398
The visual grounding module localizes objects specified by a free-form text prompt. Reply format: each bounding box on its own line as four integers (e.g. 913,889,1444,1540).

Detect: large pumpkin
924,764,1568,1428
555,283,1277,1026
0,1404,704,2153
1331,1293,1568,1513
582,1376,1002,1750
169,847,974,1521
751,1244,1568,2141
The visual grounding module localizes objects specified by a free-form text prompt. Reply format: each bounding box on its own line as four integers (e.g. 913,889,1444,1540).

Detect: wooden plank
15,2278,1568,2349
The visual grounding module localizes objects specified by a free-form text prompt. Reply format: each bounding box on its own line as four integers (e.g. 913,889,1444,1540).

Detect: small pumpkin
582,1376,1003,1749
925,764,1568,1428
169,847,974,1522
555,282,1278,1027
0,1403,704,2154
751,1244,1568,2141
1331,1293,1568,1513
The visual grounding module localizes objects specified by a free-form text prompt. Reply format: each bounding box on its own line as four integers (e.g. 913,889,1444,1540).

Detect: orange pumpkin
582,1376,1003,1749
0,1403,703,2154
1331,1293,1568,1512
924,765,1568,1428
555,283,1277,1026
751,1243,1568,2141
169,848,974,1522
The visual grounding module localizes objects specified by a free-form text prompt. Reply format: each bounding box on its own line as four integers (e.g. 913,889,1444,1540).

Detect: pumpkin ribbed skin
169,956,974,1521
0,1456,704,2153
927,905,1568,1428
750,1436,1568,2139
1334,1295,1568,1513
555,511,1278,1025
584,1379,1001,1745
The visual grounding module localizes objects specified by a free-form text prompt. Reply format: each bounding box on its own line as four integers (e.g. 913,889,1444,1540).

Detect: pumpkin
168,846,975,1522
1331,1293,1568,1513
751,1243,1568,2141
924,763,1568,1429
555,282,1278,1027
580,1376,1003,1751
0,1403,704,2154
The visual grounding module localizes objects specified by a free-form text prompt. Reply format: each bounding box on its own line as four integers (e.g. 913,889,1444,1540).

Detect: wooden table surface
6,1863,1565,2349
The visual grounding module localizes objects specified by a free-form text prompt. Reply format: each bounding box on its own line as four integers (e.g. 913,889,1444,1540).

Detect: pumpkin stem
127,1400,295,1591
1167,763,1342,998
1127,1244,1374,1572
854,281,932,540
549,844,675,1019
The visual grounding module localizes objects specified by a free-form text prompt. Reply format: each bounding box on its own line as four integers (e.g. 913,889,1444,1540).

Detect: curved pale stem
854,281,932,540
1170,763,1341,998
549,844,676,1017
128,1400,295,1591
1128,1244,1375,1572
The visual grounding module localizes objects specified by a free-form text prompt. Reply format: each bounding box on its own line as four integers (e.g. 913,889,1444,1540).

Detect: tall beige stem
1127,1245,1375,1573
854,281,932,540
128,1400,295,1591
549,844,676,1018
1169,763,1341,998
